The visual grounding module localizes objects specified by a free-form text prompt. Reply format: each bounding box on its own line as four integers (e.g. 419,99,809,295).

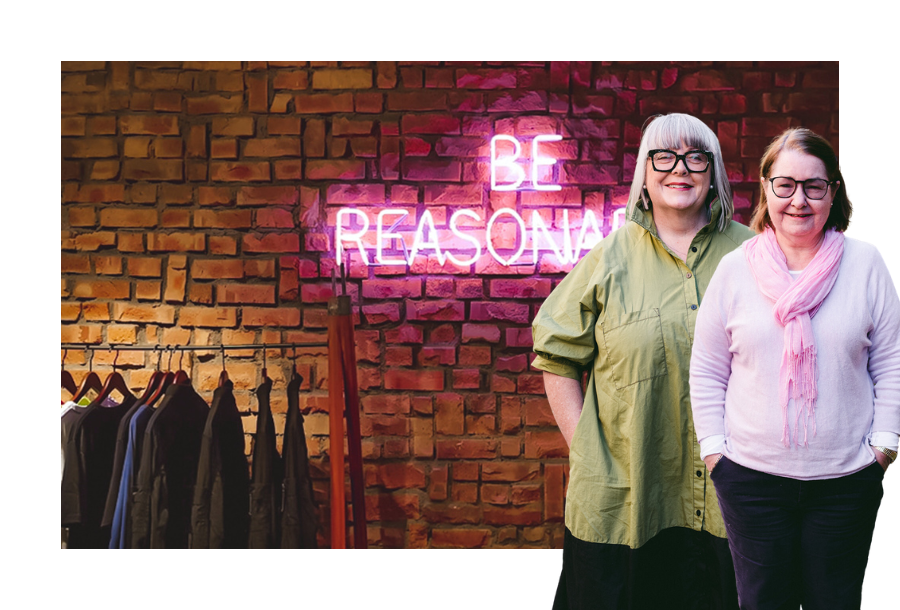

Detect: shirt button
690,304,697,310
696,510,702,517
686,272,693,279
691,247,698,252
696,470,703,477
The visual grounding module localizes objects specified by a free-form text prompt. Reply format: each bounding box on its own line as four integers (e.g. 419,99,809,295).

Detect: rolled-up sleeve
532,247,603,381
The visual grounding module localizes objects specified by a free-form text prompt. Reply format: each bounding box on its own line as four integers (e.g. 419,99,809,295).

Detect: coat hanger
145,346,175,407
138,347,164,404
290,347,304,385
173,346,189,384
218,345,229,387
73,348,102,403
96,350,134,406
61,349,77,396
261,344,269,382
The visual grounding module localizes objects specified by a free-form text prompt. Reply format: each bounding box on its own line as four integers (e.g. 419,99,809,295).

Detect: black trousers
553,526,738,610
711,457,884,610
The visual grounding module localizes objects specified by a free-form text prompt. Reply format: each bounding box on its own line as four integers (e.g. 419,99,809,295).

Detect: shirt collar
628,197,722,238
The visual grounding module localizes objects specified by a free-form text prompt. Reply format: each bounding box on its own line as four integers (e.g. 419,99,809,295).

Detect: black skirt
553,526,738,610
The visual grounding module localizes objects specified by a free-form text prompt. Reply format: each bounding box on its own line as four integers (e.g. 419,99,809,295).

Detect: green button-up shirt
532,200,754,549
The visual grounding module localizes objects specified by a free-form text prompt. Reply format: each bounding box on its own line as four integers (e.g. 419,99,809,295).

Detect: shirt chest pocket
598,308,668,390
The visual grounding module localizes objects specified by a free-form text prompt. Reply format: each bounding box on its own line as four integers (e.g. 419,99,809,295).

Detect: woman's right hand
704,453,723,472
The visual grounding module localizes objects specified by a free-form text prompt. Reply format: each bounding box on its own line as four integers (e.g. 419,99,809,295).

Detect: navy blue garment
711,456,884,610
131,383,208,548
109,404,152,549
101,400,145,531
190,381,249,548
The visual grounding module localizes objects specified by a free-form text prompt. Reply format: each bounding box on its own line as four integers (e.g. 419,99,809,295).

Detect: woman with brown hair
690,127,900,609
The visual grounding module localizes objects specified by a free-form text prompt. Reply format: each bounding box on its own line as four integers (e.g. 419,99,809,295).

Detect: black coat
61,395,135,548
281,373,318,548
248,379,282,548
190,381,249,548
131,383,208,548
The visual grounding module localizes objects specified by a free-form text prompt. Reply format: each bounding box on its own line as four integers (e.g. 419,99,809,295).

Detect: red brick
243,137,302,157
61,324,103,344
209,162,271,182
73,184,126,204
401,114,460,135
61,254,91,274
461,324,500,344
61,303,82,322
406,300,465,322
93,255,123,275
194,209,252,229
62,138,118,158
112,302,176,324
361,394,410,415
432,528,491,549
436,439,497,459
306,160,366,180
453,462,479,481
62,116,86,136
326,183,385,204
376,62,397,88
272,70,309,90
146,232,205,252
361,303,401,324
428,466,448,501
481,462,540,482
236,186,298,206
186,94,243,114
312,69,371,89
741,117,792,137
458,346,490,366
483,506,542,527
506,328,533,348
242,233,299,253
211,117,254,136
435,393,464,435
72,280,129,299
384,325,424,344
361,415,410,437
122,159,183,181
384,369,443,391
469,301,530,324
525,430,568,458
98,208,157,228
178,306,238,327
421,502,481,524
294,92,354,113
216,284,275,305
481,483,510,505
191,259,243,279
361,279,422,299
242,307,301,327
120,115,179,135
455,68,516,89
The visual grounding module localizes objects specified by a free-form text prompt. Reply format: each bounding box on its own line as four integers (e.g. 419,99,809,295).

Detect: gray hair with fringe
626,113,733,232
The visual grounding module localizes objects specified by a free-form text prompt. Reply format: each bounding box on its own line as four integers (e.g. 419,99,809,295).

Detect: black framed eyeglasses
768,177,836,200
648,149,712,173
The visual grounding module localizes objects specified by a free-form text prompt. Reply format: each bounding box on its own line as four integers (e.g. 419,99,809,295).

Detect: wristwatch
873,446,898,464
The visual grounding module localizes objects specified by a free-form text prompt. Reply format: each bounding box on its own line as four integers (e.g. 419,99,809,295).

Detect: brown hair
750,127,852,233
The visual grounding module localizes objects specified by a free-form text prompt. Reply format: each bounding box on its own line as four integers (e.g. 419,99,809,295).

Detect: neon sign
335,208,603,267
330,133,609,268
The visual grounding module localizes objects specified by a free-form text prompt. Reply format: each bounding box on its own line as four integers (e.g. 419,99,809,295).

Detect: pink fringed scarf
744,227,845,448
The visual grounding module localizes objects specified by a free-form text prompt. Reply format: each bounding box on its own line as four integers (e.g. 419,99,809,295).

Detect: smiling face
764,148,835,248
644,144,712,216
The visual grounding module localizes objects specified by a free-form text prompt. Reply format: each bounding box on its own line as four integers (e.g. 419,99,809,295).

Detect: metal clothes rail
60,342,328,351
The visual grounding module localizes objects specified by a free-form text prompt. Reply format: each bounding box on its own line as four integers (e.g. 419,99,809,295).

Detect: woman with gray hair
532,113,752,609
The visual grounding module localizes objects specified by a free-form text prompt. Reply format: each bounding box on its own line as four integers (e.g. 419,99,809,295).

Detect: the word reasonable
335,207,604,267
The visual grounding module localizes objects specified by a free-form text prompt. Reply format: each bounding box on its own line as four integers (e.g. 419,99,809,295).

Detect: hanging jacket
108,403,153,549
191,380,250,548
281,373,318,548
131,382,208,548
61,395,136,548
248,379,282,548
101,400,145,531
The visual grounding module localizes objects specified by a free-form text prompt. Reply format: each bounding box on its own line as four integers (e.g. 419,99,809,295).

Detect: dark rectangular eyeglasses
768,177,835,200
648,149,712,173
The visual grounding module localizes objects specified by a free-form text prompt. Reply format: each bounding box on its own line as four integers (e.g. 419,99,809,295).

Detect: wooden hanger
172,346,189,384
95,350,134,406
145,346,175,407
138,347,163,404
61,350,77,396
73,348,102,403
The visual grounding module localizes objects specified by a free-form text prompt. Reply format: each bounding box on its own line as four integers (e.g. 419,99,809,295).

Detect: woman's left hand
874,451,891,472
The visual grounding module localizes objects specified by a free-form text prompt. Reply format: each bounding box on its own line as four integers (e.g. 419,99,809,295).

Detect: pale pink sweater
690,237,900,479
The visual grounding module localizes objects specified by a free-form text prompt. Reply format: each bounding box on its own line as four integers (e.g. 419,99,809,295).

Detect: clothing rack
62,264,365,549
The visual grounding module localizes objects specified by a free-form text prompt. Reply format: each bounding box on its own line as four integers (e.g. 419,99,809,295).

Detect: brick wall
60,61,839,548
